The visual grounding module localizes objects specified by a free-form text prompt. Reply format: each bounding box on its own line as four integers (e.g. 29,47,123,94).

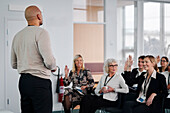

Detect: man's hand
124,55,133,71
51,66,57,72
156,55,160,64
128,55,133,67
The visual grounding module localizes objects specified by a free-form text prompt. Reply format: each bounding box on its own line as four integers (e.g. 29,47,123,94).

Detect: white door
5,18,26,113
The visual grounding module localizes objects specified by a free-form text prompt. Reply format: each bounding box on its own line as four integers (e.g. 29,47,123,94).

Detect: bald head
25,5,43,26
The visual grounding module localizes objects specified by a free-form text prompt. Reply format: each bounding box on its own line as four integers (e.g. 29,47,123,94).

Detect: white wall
105,0,117,60
117,7,123,61
0,0,73,111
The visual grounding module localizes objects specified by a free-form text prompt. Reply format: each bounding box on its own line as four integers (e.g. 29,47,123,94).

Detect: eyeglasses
109,64,118,67
138,61,144,63
161,60,167,62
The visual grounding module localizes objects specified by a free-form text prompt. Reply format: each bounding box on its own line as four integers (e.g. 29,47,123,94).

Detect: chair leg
96,109,102,113
165,109,170,113
96,109,106,113
71,104,74,113
102,109,107,113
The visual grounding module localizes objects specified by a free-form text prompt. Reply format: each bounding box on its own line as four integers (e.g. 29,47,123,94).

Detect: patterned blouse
63,69,94,102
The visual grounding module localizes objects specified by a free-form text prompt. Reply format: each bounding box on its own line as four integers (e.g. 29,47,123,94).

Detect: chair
96,93,124,113
164,97,170,113
96,92,136,113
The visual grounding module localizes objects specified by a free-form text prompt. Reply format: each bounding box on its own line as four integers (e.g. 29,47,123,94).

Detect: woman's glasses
161,60,167,62
109,64,118,67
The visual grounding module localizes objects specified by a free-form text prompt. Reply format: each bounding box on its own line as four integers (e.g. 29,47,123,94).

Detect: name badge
137,95,146,103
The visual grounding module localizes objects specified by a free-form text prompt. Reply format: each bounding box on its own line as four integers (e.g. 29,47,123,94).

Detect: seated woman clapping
79,58,129,113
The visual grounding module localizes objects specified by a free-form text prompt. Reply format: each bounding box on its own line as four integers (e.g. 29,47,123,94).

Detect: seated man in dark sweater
121,55,146,92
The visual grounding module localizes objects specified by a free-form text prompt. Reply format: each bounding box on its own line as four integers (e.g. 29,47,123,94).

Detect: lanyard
143,74,152,95
168,73,170,85
104,74,114,86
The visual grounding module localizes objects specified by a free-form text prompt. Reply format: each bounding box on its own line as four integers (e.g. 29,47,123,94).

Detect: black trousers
79,95,117,113
123,101,151,113
19,73,52,113
123,100,163,113
164,98,170,109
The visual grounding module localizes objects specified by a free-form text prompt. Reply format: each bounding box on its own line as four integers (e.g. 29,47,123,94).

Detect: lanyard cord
168,73,170,85
104,74,114,86
143,74,152,95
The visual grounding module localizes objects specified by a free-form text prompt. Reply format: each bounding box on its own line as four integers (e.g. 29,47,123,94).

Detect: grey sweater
11,26,56,79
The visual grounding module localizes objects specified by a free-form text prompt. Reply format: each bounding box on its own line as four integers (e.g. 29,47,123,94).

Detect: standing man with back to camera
11,5,57,113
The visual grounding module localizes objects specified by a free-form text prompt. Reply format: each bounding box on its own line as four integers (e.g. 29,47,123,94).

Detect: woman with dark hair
62,54,94,113
158,56,169,72
123,55,168,113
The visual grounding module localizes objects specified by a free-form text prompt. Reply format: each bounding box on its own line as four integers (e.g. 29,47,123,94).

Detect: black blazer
122,68,146,87
136,72,168,113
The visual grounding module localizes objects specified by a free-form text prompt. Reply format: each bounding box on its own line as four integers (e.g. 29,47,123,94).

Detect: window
144,2,161,56
73,0,105,81
117,1,170,68
144,2,170,60
73,0,104,22
165,4,170,59
117,0,135,64
124,5,134,49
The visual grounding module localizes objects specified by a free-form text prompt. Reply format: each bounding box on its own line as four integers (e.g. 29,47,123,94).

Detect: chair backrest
116,93,123,108
118,93,137,109
84,63,103,73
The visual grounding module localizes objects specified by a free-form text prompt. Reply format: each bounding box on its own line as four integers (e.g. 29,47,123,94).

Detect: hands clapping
100,86,114,94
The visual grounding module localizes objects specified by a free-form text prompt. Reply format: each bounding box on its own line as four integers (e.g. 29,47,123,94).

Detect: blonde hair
104,58,117,74
72,54,85,72
145,55,158,72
